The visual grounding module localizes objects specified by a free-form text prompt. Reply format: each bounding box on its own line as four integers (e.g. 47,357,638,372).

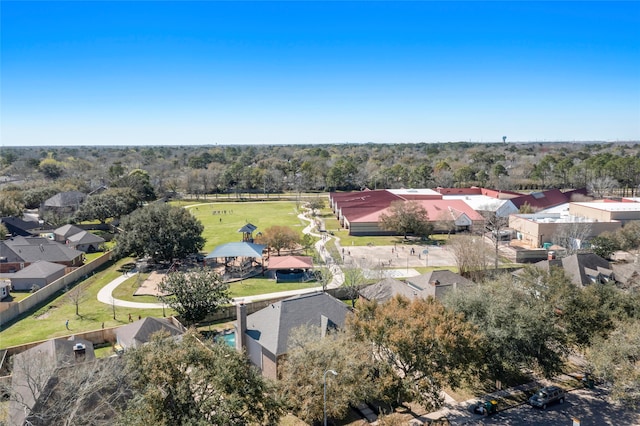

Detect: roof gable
12,260,66,278
116,317,184,348
245,292,350,356
54,224,84,239
3,236,84,263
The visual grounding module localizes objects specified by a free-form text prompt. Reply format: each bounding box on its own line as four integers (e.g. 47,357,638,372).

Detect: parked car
528,385,565,409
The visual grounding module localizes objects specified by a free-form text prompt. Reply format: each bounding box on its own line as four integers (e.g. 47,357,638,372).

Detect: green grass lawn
228,277,319,298
176,200,305,252
0,258,171,348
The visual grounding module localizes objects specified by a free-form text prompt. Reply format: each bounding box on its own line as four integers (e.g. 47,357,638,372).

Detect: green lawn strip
94,345,117,359
0,258,170,348
6,292,32,302
228,277,319,298
176,200,303,252
109,273,164,303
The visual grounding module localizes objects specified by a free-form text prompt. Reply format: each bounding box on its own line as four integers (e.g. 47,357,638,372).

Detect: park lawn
176,201,305,252
0,258,170,349
110,272,165,303
228,277,320,298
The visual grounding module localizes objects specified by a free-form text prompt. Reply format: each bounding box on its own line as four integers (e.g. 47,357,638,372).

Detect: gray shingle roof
534,253,611,287
359,277,420,303
12,260,65,278
66,230,105,245
116,317,185,349
43,191,86,208
54,224,84,239
245,292,350,356
9,337,95,426
406,270,475,299
2,236,84,263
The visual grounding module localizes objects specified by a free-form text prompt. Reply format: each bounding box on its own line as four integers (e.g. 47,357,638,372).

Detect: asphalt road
469,387,640,426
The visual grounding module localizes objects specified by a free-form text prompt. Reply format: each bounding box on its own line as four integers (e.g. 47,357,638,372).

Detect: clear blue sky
2,1,639,146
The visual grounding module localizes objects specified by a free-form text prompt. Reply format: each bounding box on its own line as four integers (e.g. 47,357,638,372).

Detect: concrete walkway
96,208,343,309
298,211,344,289
96,273,165,309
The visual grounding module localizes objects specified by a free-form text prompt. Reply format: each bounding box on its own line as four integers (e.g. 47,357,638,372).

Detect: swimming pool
215,331,235,348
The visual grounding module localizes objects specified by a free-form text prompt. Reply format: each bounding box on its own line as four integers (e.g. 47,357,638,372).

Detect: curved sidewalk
97,209,342,310
96,273,165,309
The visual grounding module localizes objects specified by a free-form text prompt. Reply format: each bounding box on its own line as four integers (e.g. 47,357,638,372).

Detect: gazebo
204,242,267,279
238,223,258,242
266,255,313,283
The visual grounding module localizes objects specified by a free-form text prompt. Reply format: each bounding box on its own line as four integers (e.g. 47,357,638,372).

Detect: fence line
0,252,113,327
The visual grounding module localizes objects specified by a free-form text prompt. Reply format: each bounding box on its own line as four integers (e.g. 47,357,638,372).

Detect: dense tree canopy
113,203,205,263
379,200,433,239
279,327,390,424
349,296,483,410
158,268,230,325
120,331,284,425
443,275,569,382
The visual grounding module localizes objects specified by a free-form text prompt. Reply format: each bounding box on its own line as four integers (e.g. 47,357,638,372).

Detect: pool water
215,331,235,348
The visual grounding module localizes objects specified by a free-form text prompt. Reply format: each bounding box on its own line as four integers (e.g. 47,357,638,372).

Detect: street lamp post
323,369,338,426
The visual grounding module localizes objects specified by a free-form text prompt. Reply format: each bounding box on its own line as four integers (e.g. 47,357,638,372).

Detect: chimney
235,303,247,352
73,342,86,361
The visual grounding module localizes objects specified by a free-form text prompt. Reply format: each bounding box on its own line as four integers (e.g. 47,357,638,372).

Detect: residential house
405,270,476,300
9,336,95,426
116,316,186,350
531,253,614,287
0,236,84,273
359,277,422,303
0,217,41,237
40,190,86,217
9,260,66,291
53,224,85,243
236,292,351,379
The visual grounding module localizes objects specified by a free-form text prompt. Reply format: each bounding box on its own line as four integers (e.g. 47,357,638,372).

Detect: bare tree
447,235,490,282
342,264,367,307
480,211,509,270
587,176,619,199
313,265,333,292
552,221,593,256
8,355,130,426
66,285,87,317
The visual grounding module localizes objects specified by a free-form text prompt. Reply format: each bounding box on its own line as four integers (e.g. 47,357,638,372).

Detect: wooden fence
0,252,113,327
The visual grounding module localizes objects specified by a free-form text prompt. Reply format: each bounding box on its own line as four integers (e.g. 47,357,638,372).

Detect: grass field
177,200,305,252
0,258,171,348
228,277,319,298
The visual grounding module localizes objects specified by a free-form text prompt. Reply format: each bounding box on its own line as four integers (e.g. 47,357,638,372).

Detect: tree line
2,142,640,221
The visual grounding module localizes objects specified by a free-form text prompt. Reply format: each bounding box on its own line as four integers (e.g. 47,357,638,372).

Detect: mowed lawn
178,201,306,252
0,258,170,348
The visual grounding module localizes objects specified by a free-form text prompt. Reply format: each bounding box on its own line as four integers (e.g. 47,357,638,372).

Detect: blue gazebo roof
205,242,266,259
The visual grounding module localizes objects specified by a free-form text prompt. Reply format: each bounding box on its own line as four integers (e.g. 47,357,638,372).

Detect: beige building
569,202,640,224
509,212,621,248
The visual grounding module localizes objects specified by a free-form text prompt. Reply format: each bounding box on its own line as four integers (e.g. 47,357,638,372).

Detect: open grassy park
0,201,321,347
175,200,307,252
0,199,457,348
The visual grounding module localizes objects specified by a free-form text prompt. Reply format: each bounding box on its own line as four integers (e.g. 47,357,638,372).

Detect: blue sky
2,1,639,146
